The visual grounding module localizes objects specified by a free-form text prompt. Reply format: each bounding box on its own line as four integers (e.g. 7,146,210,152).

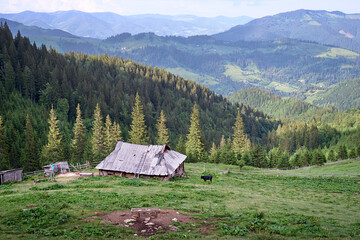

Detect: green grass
291,158,360,175
166,67,219,86
0,162,359,239
316,47,360,59
268,81,297,93
224,64,263,84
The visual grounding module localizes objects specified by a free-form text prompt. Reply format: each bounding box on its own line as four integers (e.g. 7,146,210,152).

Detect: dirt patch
55,171,99,182
55,172,79,182
94,209,214,237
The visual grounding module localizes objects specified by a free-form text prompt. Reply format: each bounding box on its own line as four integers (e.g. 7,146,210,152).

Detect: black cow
201,175,213,183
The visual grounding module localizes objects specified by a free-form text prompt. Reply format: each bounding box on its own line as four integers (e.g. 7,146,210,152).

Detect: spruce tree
103,114,113,155
185,104,204,162
209,142,218,163
176,136,186,154
129,93,148,145
337,144,348,160
219,135,226,149
156,110,169,145
232,111,248,154
91,104,104,161
24,114,39,171
111,122,123,149
0,116,10,170
327,149,336,162
71,104,86,163
42,106,63,164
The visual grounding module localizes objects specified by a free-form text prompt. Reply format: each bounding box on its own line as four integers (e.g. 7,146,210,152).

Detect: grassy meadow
0,161,359,239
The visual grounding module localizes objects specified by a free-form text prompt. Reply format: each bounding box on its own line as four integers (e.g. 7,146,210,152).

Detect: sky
1,0,360,18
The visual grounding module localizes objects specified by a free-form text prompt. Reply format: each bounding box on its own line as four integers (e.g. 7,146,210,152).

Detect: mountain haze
214,9,360,52
0,18,78,39
0,11,252,39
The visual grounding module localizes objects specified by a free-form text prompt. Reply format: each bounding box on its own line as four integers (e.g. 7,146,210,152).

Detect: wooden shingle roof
95,142,186,176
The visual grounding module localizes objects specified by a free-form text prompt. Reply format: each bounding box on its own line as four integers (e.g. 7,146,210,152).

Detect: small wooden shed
43,162,70,176
0,168,23,185
96,142,186,181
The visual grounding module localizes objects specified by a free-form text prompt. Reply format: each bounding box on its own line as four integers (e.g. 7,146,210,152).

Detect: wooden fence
23,170,44,177
23,161,101,177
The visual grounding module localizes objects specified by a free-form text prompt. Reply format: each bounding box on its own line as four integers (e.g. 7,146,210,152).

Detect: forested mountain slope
56,33,360,96
2,19,360,99
228,88,332,120
214,9,360,53
311,78,360,110
0,24,279,169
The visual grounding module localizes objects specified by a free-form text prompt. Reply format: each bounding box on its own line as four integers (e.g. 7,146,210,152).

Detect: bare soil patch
95,209,214,237
55,171,99,182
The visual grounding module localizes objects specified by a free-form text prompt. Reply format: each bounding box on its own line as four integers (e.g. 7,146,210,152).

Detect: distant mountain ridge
0,18,78,39
0,10,252,39
214,9,360,52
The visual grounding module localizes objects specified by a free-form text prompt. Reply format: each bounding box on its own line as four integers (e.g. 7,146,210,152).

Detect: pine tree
111,122,123,149
156,110,169,145
327,149,336,162
176,136,186,154
91,104,104,161
209,142,218,163
185,104,204,162
71,104,86,163
0,116,10,171
42,106,63,164
219,135,226,149
129,93,148,145
103,114,113,155
232,111,248,154
337,144,348,160
24,114,39,171
348,147,357,159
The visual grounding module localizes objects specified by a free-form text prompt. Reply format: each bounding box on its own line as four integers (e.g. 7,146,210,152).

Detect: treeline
0,23,278,171
208,119,360,168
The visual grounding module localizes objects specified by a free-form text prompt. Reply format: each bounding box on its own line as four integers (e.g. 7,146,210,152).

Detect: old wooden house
0,168,23,185
96,142,186,181
43,162,70,175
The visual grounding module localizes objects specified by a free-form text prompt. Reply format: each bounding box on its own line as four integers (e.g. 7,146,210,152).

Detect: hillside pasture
0,162,359,239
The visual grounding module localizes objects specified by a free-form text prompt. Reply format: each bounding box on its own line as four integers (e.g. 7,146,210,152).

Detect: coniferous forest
0,24,277,171
1,23,360,173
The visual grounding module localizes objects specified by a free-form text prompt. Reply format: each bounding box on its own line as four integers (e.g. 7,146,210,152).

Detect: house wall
0,169,23,184
173,162,185,177
98,168,185,181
